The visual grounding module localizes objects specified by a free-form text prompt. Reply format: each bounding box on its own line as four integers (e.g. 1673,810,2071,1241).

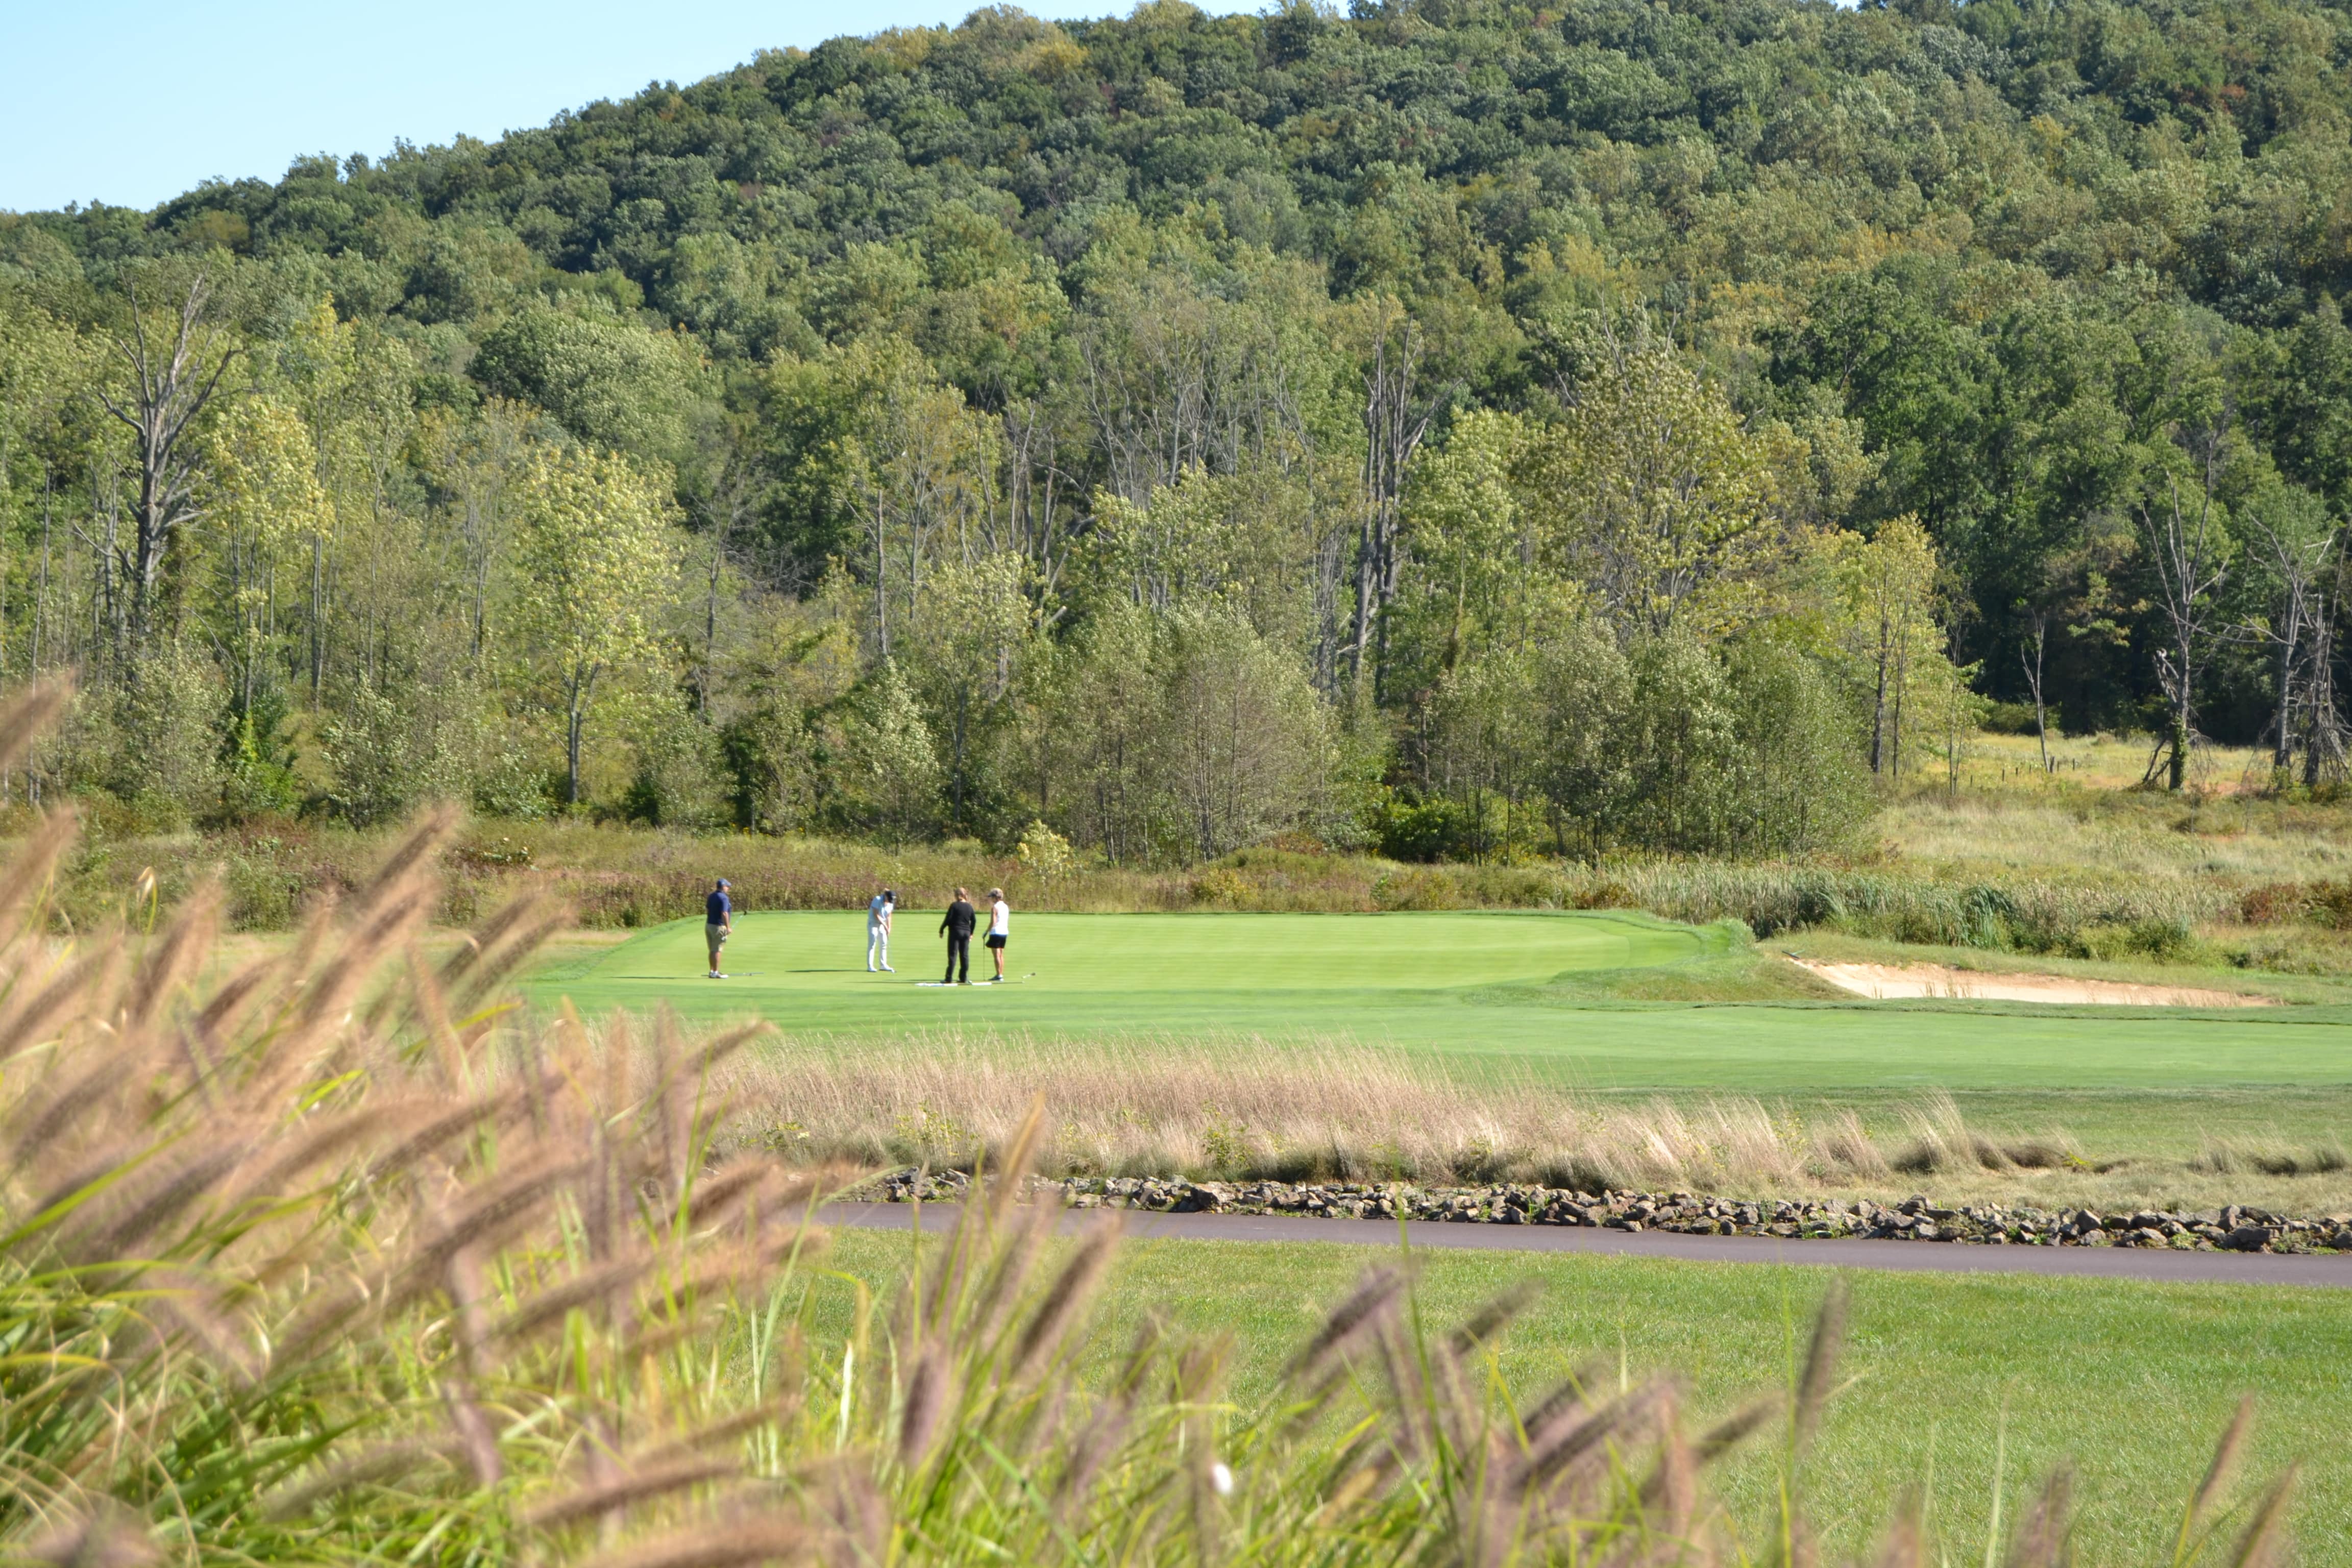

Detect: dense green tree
10,0,2352,844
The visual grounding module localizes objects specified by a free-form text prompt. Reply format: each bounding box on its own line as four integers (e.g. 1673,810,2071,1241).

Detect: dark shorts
985,933,1007,949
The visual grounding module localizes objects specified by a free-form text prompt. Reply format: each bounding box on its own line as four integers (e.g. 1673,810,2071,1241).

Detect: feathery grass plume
635,1399,805,1468
1009,1211,1120,1379
1285,1261,1409,1388
985,1093,1049,1230
897,1343,955,1469
1792,1277,1849,1452
1449,1279,1540,1359
2225,1466,2297,1568
257,1438,460,1521
966,1183,1058,1350
20,1501,159,1568
2175,1394,2254,1566
1631,1386,1700,1530
0,682,70,774
1867,1489,1928,1568
2005,1465,2076,1568
523,1457,740,1531
123,881,217,1031
494,1254,655,1346
1695,1398,1780,1466
565,1518,808,1568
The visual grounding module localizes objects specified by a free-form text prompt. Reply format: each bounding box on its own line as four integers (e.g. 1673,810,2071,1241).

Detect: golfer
940,887,976,985
867,887,896,972
704,878,732,978
985,887,1010,982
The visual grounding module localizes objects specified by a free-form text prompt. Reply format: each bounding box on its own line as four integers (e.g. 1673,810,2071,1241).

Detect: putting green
527,910,2352,1093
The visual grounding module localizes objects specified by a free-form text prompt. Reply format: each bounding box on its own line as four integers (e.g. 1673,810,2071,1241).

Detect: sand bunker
1787,957,2274,1008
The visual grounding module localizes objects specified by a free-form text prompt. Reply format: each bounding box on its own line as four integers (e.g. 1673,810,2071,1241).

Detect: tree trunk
2273,611,2298,773
310,533,326,698
566,663,598,806
1869,635,1890,775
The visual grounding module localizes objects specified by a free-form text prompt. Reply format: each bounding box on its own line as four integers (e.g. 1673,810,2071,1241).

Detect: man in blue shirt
704,879,732,977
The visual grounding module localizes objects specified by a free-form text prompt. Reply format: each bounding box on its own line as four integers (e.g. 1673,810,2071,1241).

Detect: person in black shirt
939,887,976,985
704,879,732,977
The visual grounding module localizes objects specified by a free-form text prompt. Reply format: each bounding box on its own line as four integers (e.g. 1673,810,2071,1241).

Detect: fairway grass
531,909,2352,1094
820,1224,2352,1564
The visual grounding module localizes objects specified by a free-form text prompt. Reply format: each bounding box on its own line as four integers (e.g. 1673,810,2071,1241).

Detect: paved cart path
823,1202,2352,1288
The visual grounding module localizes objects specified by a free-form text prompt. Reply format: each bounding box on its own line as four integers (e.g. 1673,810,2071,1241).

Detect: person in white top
867,888,895,972
984,888,1010,982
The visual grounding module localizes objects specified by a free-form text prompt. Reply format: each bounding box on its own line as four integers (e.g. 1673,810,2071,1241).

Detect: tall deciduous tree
1526,342,1800,642
204,395,329,715
511,446,676,805
1816,515,1945,778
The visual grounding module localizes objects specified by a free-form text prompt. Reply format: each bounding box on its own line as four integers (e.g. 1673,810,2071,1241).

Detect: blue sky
2,1,1246,214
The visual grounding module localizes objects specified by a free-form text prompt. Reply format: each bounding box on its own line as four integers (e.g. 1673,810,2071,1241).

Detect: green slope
528,910,2352,1093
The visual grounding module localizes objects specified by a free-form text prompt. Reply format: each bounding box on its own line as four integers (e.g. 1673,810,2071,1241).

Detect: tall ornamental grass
0,685,2299,1565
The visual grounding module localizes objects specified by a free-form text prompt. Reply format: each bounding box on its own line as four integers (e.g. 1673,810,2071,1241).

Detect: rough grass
726,1035,2352,1214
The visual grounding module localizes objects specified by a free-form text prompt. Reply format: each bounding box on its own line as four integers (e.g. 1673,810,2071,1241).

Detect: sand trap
1786,957,2274,1008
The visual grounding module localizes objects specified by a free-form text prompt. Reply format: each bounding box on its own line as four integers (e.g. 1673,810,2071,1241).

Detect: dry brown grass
723,1039,2352,1215
725,1038,1952,1193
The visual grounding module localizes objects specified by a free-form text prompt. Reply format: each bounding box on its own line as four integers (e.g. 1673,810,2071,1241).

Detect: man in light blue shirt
867,888,896,972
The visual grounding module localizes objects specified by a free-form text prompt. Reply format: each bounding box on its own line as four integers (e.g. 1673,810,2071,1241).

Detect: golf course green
527,909,2352,1093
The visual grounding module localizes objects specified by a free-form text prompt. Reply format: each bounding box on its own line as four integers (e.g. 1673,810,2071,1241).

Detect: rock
2221,1225,2276,1253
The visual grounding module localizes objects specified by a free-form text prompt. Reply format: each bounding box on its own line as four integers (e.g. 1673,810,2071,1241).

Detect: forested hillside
5,0,2351,861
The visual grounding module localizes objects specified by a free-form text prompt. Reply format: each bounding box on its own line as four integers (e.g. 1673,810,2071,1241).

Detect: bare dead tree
2018,606,2051,772
2306,540,2352,788
2137,421,2231,791
2235,509,2328,776
2241,511,2352,789
93,272,239,659
1350,307,1436,698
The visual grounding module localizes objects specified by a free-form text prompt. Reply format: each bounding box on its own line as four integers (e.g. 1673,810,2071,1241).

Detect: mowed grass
820,1224,2352,1564
530,909,2352,1093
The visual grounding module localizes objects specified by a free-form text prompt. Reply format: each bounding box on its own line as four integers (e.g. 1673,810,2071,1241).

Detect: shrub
1375,793,1473,862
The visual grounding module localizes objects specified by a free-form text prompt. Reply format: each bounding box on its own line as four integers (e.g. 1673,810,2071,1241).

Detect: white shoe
868,966,876,972
883,966,894,972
